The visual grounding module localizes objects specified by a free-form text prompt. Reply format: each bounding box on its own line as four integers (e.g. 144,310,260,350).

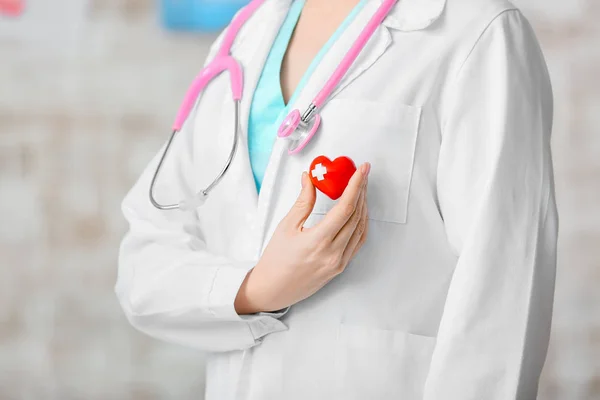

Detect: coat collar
268,0,447,32
379,0,447,31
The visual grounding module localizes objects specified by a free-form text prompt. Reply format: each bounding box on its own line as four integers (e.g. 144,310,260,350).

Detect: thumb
285,171,316,230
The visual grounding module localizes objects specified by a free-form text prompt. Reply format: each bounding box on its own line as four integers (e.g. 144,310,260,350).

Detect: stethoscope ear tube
148,100,242,211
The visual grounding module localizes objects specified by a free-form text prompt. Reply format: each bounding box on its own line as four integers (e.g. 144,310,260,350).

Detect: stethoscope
150,0,397,211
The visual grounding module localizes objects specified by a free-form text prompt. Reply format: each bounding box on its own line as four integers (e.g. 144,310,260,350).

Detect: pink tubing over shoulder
312,0,397,108
172,0,266,131
172,56,243,131
217,0,266,58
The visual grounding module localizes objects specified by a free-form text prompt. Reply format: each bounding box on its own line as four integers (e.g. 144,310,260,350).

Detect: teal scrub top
247,0,367,193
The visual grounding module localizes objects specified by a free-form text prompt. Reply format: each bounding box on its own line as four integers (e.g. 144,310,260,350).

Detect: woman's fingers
283,171,317,231
341,191,369,265
349,200,369,260
332,177,366,248
316,162,370,240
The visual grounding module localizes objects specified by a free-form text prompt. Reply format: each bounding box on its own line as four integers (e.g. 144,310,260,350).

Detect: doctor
116,0,558,398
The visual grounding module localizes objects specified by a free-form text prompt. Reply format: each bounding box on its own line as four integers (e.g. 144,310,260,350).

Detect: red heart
309,155,357,200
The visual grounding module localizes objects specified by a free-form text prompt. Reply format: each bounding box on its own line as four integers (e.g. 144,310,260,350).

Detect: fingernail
361,163,369,176
365,162,371,176
301,172,307,188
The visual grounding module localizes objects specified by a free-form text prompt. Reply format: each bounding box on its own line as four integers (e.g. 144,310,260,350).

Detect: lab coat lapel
222,0,293,257
236,0,294,142
328,4,393,101
288,0,393,113
220,0,293,204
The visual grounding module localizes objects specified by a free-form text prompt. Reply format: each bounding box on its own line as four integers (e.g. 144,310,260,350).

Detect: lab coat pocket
334,323,436,400
310,98,421,224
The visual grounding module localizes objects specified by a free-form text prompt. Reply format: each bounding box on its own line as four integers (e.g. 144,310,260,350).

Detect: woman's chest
193,20,453,254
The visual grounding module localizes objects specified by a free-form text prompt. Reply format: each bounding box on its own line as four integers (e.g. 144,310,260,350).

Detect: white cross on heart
311,163,328,181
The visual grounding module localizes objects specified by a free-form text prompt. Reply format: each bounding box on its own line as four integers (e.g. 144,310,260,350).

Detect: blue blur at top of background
160,0,250,31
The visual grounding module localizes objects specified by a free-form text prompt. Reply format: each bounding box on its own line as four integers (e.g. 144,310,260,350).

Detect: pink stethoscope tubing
150,0,398,211
149,0,266,211
173,0,267,131
277,0,398,154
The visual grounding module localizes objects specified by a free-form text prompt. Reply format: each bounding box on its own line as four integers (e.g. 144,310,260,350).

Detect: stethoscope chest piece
277,108,322,155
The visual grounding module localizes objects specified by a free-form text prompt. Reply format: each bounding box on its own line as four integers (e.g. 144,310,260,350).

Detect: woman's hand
234,162,371,314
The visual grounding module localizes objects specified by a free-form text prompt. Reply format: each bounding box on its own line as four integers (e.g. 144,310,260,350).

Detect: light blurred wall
0,0,598,399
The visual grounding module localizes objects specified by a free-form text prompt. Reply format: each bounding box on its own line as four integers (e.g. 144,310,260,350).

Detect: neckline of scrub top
276,0,368,117
247,0,306,192
248,0,367,192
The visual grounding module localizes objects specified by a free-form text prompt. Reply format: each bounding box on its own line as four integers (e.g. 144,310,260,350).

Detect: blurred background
0,0,598,399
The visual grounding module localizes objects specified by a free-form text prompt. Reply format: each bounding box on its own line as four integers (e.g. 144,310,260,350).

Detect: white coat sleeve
115,27,288,352
424,10,558,399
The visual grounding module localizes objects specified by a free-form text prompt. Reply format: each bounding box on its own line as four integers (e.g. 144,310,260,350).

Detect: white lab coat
116,0,558,398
